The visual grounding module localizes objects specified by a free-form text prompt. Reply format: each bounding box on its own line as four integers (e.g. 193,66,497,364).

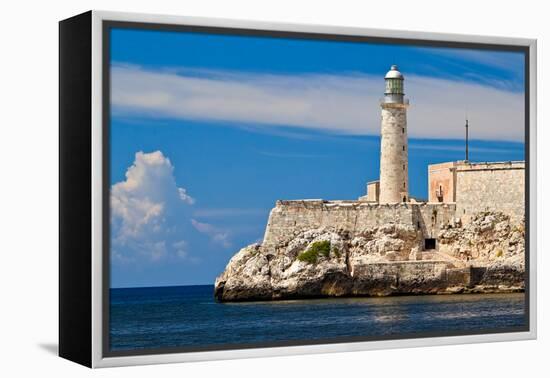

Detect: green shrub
297,240,331,264
333,247,341,258
495,249,503,258
297,248,319,264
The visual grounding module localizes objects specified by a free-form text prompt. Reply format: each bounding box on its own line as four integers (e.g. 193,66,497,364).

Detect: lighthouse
379,65,410,203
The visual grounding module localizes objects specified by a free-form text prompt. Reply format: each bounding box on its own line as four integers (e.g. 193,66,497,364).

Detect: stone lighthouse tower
379,65,409,203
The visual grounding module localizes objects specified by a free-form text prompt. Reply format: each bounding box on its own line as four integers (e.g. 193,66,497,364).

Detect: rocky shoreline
214,210,525,302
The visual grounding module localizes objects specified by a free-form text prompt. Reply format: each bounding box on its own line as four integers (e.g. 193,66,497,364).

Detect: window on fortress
402,128,405,134
403,146,405,151
437,185,443,202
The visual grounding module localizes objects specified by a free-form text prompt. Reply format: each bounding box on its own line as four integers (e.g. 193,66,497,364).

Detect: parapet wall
262,200,456,247
263,200,413,246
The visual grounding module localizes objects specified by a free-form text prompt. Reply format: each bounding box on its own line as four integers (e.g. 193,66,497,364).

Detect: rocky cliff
437,212,525,288
214,203,525,302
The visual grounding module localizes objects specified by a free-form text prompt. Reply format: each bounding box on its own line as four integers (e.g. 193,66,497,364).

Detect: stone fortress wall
415,203,457,239
455,161,525,223
262,199,457,250
218,192,524,301
428,161,525,223
214,65,527,301
263,160,524,252
263,200,413,247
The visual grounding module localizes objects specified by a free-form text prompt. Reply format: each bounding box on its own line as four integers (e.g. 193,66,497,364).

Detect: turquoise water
109,285,526,352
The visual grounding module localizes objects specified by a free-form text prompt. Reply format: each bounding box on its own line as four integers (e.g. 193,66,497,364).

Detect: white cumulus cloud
111,150,195,262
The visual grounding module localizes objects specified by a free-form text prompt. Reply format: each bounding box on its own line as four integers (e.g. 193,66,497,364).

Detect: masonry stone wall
262,200,456,248
262,200,414,246
262,159,523,249
455,162,525,223
350,261,450,283
414,203,457,240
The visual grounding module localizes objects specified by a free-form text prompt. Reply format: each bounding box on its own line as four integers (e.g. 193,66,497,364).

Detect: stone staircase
421,250,468,268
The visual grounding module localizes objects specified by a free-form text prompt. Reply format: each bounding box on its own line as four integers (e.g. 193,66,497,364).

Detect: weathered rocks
438,212,525,271
214,244,273,301
214,209,525,302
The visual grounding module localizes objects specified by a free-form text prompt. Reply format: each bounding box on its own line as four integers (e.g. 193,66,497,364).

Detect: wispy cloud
425,48,524,73
191,219,232,248
112,63,524,142
418,48,525,92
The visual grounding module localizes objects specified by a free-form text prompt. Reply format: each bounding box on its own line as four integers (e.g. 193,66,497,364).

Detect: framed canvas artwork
59,10,537,368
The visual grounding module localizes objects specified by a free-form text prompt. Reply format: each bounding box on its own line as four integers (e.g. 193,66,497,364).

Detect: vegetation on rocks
297,240,331,264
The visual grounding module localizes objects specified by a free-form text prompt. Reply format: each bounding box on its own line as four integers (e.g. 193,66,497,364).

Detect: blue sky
109,27,525,288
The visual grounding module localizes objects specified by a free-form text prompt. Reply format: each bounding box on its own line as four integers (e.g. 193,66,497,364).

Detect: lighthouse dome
385,65,404,79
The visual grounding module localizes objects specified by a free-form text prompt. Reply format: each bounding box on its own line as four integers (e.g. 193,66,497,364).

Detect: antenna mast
465,118,469,162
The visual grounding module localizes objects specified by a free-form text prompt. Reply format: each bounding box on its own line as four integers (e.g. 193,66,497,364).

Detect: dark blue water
110,285,526,352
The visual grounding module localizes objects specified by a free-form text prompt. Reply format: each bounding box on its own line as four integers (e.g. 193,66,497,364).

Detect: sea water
110,285,526,352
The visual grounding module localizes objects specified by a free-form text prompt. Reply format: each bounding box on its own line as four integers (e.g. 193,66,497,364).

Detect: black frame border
100,19,531,359
59,11,93,368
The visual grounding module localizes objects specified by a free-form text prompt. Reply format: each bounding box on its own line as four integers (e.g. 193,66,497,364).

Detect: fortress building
428,160,525,224
258,64,525,253
362,65,524,221
215,65,526,302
